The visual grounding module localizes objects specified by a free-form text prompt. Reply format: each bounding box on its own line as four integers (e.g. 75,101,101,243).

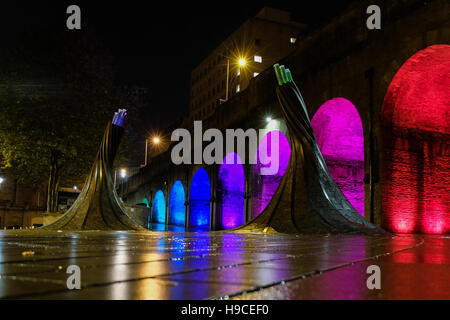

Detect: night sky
0,1,351,130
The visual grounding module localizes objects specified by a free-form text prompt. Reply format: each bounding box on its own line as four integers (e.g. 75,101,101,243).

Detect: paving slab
0,230,442,299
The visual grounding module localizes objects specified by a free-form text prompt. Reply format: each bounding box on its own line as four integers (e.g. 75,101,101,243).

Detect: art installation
237,65,386,235
42,109,145,230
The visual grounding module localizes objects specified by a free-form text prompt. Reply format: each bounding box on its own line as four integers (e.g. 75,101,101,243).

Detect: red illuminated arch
382,45,450,234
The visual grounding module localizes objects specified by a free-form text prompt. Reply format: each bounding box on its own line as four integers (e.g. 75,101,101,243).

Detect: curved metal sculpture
43,110,145,231
237,65,386,235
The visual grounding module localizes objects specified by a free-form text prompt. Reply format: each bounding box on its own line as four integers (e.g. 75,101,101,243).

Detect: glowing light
266,116,272,123
73,185,77,191
382,45,450,234
311,97,365,216
169,181,186,226
0,177,4,184
252,130,291,218
218,153,245,229
238,58,247,67
152,190,166,223
119,169,127,178
152,136,160,144
189,168,211,229
141,197,150,208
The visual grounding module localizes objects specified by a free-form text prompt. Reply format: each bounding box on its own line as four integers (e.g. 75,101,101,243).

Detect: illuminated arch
189,168,211,229
169,180,186,226
311,97,365,216
218,152,245,229
382,44,450,234
252,130,291,218
151,190,166,224
141,197,150,208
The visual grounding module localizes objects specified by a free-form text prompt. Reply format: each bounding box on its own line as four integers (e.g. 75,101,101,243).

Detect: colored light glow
218,152,245,229
119,168,127,178
382,45,450,234
141,197,150,208
252,130,291,218
151,190,166,224
238,58,247,67
189,168,211,229
169,180,186,226
311,97,365,216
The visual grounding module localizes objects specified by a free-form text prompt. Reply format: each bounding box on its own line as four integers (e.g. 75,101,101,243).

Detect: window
254,55,262,63
236,84,240,93
253,72,259,78
290,37,297,44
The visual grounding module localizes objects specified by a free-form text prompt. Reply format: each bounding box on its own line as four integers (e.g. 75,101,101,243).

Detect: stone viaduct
119,0,449,233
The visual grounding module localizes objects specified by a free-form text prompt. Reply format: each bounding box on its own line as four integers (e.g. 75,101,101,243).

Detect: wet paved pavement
0,230,448,299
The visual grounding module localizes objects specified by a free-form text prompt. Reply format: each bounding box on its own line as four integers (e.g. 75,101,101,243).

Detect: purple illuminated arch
311,97,364,216
252,130,291,218
218,152,245,229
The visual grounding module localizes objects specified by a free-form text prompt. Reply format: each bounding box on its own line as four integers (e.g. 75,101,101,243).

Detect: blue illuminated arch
189,168,211,229
218,153,245,229
169,180,186,226
152,190,166,223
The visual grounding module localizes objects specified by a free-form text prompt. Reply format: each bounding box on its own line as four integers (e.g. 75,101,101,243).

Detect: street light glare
152,137,161,144
238,58,247,67
120,169,127,178
266,116,272,123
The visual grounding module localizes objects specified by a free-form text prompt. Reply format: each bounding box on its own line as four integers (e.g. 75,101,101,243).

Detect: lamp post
220,57,247,104
144,136,161,166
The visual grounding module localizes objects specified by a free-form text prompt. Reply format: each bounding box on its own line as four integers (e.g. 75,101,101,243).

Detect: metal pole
144,139,148,166
225,59,230,101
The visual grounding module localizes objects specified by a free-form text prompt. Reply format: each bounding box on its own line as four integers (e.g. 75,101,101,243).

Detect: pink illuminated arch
382,45,450,234
311,98,365,216
252,130,291,218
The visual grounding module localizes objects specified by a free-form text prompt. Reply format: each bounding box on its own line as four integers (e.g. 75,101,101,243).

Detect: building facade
187,7,305,126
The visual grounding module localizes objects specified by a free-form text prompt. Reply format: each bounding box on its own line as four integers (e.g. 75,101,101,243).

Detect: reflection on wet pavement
0,230,447,299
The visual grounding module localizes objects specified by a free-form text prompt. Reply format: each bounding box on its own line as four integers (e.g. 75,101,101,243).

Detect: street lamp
120,168,127,179
0,177,4,185
238,58,247,67
220,56,248,104
144,136,161,166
